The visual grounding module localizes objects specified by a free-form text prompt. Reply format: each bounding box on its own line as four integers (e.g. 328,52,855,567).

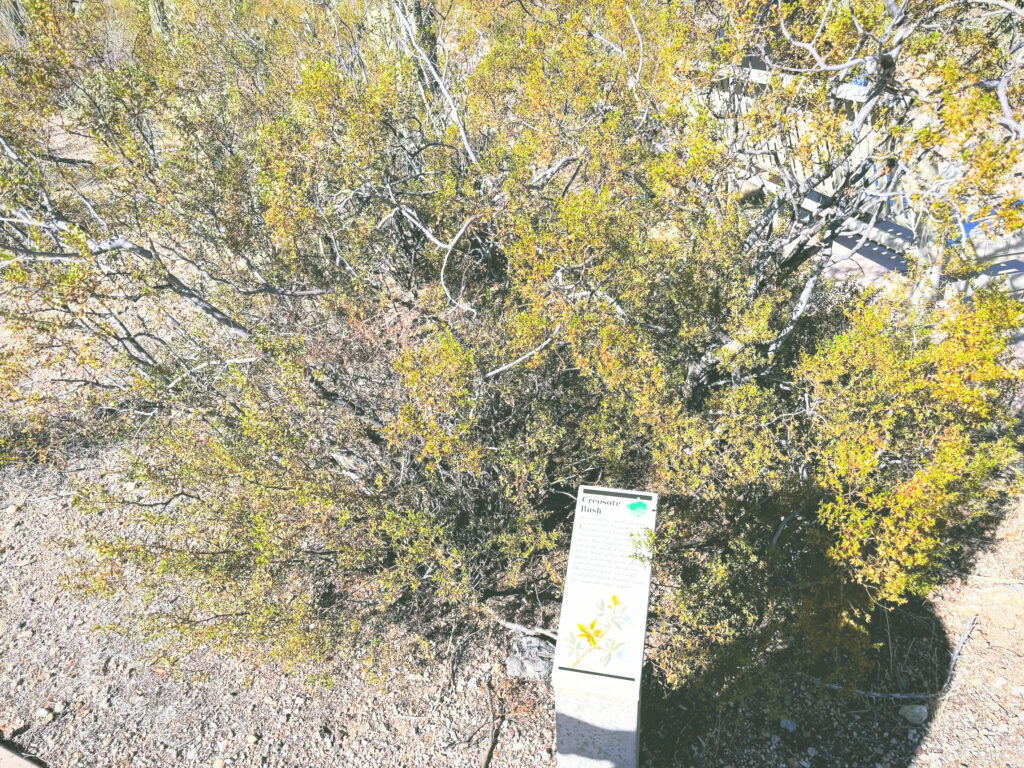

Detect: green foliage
75,369,381,665
389,328,481,470
799,291,1021,601
1,0,1022,691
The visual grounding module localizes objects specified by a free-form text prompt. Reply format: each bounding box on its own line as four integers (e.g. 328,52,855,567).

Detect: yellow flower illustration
577,619,605,647
567,595,628,668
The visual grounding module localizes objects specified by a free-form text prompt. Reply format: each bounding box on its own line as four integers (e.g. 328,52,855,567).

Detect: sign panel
553,485,657,691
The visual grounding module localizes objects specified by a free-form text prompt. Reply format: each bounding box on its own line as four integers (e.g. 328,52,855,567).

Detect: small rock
212,760,226,768
6,492,28,511
899,704,928,725
247,734,259,745
780,718,797,733
505,636,555,680
807,746,818,757
34,707,52,723
1,720,26,738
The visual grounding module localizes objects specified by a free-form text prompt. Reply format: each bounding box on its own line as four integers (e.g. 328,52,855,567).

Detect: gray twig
483,324,561,380
803,613,979,700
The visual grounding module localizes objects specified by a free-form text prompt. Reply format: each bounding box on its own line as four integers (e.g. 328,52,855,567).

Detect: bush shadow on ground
638,496,1011,768
640,597,952,768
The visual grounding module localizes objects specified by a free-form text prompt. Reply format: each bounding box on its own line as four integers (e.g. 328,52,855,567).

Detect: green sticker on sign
628,501,647,517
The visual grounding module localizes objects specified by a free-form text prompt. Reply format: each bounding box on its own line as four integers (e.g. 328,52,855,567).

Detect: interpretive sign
553,485,658,768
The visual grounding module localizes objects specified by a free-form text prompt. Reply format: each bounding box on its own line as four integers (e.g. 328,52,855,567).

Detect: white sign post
552,485,658,768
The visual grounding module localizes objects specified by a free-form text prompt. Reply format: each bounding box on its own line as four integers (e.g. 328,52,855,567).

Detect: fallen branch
941,614,978,692
803,614,979,700
480,679,504,768
479,604,557,641
802,675,936,701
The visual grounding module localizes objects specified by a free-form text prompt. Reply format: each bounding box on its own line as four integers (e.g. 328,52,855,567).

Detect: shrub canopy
1,0,1022,686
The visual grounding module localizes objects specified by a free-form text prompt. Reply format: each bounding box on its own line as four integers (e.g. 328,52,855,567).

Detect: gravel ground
0,461,554,768
908,498,1024,767
2,460,1023,768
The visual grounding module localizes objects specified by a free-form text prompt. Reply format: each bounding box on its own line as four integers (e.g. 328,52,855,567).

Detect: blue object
949,199,1023,245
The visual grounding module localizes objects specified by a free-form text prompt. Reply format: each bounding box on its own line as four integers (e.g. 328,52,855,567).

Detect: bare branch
484,324,561,379
393,2,478,165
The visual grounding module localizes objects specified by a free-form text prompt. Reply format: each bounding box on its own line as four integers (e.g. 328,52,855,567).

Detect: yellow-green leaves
3,0,1023,694
798,291,1020,602
389,328,482,470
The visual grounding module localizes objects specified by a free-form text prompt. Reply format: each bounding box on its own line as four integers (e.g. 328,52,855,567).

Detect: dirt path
910,498,1024,768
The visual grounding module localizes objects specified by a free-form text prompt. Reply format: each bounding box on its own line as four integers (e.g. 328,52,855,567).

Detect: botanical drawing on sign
565,594,629,669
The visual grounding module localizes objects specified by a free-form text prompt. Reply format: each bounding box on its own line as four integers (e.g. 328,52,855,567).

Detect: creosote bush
2,0,1023,689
